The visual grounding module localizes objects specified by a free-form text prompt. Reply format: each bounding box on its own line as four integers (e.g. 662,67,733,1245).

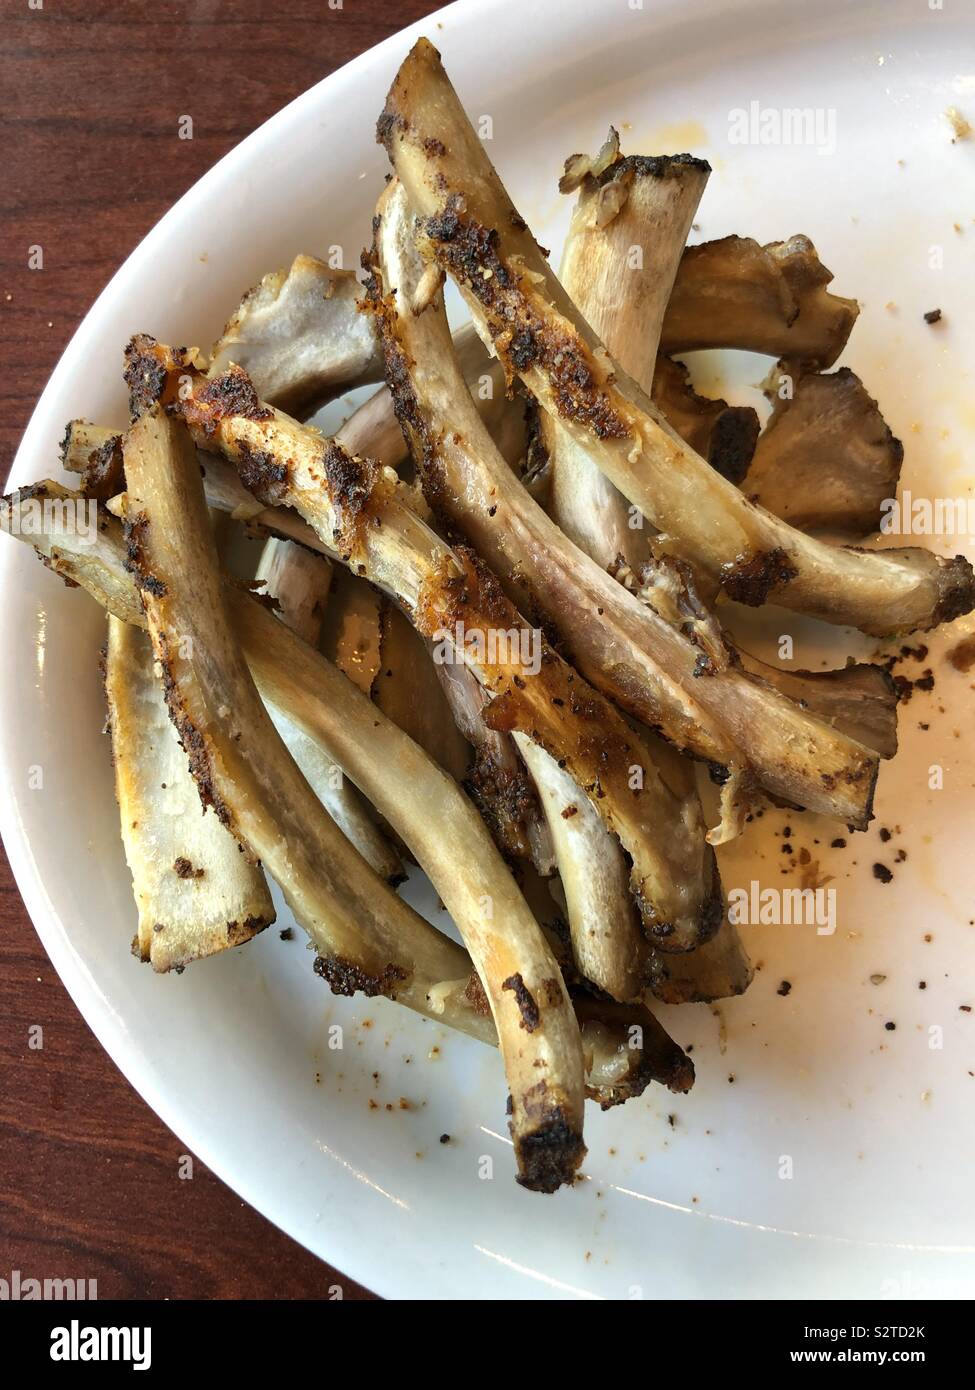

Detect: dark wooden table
0,0,444,1302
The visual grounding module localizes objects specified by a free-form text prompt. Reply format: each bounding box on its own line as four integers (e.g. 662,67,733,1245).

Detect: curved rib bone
379,38,974,639
370,178,712,973
232,581,588,1191
517,736,646,1000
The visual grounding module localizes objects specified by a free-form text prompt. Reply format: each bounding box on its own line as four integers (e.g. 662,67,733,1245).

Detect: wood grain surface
0,0,444,1302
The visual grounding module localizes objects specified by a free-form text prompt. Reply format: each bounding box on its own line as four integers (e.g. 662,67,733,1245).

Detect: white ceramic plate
3,0,975,1300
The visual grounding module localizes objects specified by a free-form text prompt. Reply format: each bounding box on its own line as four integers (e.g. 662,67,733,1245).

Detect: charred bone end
647,941,754,1005
512,1109,587,1194
143,913,272,974
123,335,199,420
593,151,712,184
698,859,727,944
183,365,273,438
635,853,724,954
559,134,711,199
59,421,125,501
822,745,880,833
83,436,126,501
931,553,975,628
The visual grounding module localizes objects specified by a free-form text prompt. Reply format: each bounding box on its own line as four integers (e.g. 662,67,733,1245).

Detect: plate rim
2,0,973,1300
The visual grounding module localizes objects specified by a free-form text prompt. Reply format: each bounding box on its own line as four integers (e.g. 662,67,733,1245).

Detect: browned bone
550,133,709,572
105,616,274,970
661,234,859,367
744,363,904,536
208,255,384,416
370,177,716,985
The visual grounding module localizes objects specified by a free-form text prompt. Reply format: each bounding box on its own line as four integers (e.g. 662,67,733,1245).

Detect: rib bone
370,177,712,973
105,616,275,970
256,537,405,881
661,234,859,367
208,255,384,415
